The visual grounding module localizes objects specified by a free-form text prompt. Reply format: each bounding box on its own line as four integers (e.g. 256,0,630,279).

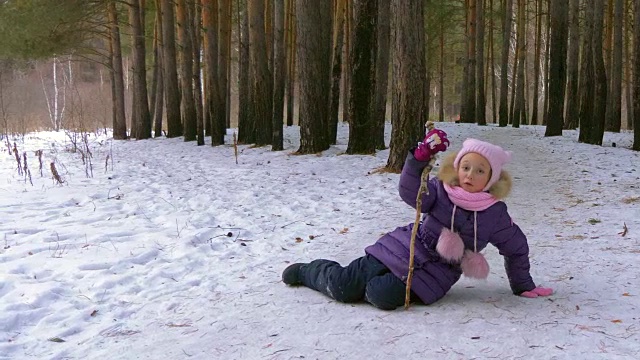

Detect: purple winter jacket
365,151,536,304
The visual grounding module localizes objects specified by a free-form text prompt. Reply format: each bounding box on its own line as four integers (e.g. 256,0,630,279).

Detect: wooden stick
405,121,436,309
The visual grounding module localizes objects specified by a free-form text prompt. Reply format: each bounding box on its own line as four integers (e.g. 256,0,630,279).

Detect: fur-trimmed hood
437,151,512,200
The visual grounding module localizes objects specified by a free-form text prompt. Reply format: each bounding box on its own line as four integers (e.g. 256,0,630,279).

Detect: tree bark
386,0,426,172
541,0,551,126
544,0,568,136
579,0,595,143
605,0,623,132
285,0,296,127
590,0,608,144
564,0,580,129
476,0,486,125
107,0,127,140
512,0,526,128
176,0,197,141
218,0,231,138
531,0,543,125
373,0,390,150
128,0,151,140
296,0,332,153
202,0,223,144
328,0,345,145
464,0,477,123
498,0,513,127
152,1,164,138
272,0,285,150
191,1,205,145
346,0,377,154
238,0,252,143
161,0,182,138
249,0,273,146
635,0,640,149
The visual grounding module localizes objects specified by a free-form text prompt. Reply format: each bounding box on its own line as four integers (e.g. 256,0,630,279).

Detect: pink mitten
520,286,553,298
414,129,450,161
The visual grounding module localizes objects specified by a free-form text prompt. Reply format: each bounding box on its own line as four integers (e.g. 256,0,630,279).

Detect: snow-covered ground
1,122,639,359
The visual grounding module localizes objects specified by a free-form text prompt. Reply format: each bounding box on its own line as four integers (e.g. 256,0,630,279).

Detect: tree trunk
373,0,390,150
605,0,623,132
152,1,164,137
342,0,351,125
191,3,204,144
590,0,608,144
531,0,543,125
296,0,332,153
604,0,613,80
191,1,205,145
202,0,223,144
476,0,486,125
439,21,445,122
488,0,497,123
626,1,634,130
128,0,151,140
329,0,345,145
249,0,273,146
176,0,197,141
346,0,377,154
285,0,296,127
579,0,595,143
564,0,580,129
238,0,252,143
107,0,127,140
544,0,568,136
161,0,182,138
386,0,426,172
512,0,525,128
464,0,476,123
635,0,640,149
541,0,551,126
218,0,231,139
498,0,512,127
272,0,285,150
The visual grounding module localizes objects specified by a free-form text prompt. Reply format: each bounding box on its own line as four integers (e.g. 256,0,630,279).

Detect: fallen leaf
622,293,632,296
90,310,98,317
576,305,580,310
295,237,303,243
48,337,65,343
339,227,349,234
611,319,622,323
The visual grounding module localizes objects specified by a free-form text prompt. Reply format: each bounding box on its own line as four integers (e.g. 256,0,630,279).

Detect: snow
1,122,639,360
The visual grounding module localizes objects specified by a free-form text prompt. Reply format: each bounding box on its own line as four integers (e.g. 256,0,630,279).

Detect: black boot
282,263,306,285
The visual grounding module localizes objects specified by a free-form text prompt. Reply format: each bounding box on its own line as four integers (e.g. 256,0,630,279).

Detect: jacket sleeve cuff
406,148,432,168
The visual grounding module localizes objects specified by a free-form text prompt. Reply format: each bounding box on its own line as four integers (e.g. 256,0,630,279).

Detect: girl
282,134,552,310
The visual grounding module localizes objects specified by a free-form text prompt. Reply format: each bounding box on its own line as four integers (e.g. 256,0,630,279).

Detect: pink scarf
443,183,498,211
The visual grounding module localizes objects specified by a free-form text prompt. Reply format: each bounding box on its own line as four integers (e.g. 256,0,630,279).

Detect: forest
0,0,639,173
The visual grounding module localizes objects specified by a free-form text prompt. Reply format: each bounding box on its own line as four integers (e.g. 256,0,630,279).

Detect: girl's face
457,153,491,193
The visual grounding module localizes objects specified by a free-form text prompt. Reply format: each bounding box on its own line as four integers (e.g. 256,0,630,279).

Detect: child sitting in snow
282,131,553,310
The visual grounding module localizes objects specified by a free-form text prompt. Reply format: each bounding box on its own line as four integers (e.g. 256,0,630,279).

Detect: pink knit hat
453,138,512,191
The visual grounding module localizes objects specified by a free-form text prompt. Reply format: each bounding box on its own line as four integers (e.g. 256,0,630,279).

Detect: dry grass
622,196,640,204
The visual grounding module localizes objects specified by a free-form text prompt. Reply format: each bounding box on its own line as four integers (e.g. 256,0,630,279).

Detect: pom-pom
436,228,465,262
461,250,490,279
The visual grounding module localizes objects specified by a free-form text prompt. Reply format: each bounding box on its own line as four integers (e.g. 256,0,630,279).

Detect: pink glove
413,129,450,161
520,286,553,298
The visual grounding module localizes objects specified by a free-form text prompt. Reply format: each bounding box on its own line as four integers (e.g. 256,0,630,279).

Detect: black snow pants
299,254,419,310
